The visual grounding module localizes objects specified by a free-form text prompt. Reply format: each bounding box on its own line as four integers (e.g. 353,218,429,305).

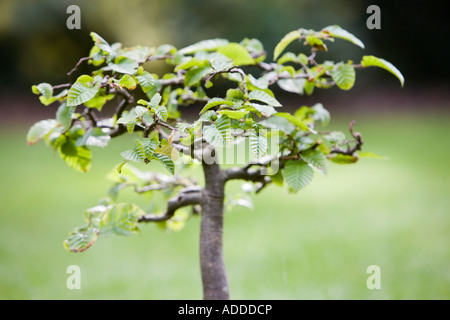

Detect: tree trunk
200,160,229,300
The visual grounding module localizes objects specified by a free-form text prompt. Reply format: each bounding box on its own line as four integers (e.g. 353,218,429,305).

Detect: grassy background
1,111,449,299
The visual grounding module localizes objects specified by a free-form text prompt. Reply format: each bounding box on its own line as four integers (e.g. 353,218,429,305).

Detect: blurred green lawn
1,112,449,299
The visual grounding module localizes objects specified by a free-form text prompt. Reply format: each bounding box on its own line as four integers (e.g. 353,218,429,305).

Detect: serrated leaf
55,103,75,129
202,115,231,147
136,72,155,93
247,74,269,90
217,43,254,66
99,203,143,237
149,92,162,108
200,98,234,114
64,226,99,253
32,83,53,98
361,55,404,86
248,90,282,107
322,25,365,49
274,30,300,61
120,148,143,163
76,127,110,148
249,131,268,159
277,78,306,94
59,139,92,172
328,154,359,164
226,88,245,102
331,63,355,90
152,153,175,175
67,78,101,107
282,160,314,193
217,109,249,120
274,112,311,132
118,75,137,90
184,66,212,87
107,58,139,75
178,39,229,55
245,103,277,117
302,149,328,173
90,32,112,54
153,105,168,121
26,119,58,145
208,52,234,72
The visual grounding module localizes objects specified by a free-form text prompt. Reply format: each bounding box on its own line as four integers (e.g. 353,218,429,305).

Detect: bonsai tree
27,26,403,299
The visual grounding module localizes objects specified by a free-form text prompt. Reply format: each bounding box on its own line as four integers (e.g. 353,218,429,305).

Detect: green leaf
202,115,231,147
90,32,112,54
248,90,282,107
118,75,137,90
247,74,269,90
261,116,295,133
277,52,299,65
217,43,254,66
274,30,300,61
136,72,155,93
121,148,145,163
358,152,387,160
175,58,204,71
302,149,328,173
277,78,306,94
249,131,268,158
226,88,245,102
67,76,101,107
311,103,330,126
59,139,92,172
64,226,99,253
149,92,162,108
152,153,175,175
99,203,143,237
270,170,284,187
274,112,311,132
26,119,58,145
121,46,153,63
184,66,212,87
153,105,168,121
76,127,111,148
32,83,53,99
217,109,249,120
306,35,327,51
208,52,234,72
322,25,365,49
178,39,229,55
56,103,76,129
107,57,139,75
331,63,355,90
245,103,277,117
282,160,314,193
200,98,234,114
328,154,359,164
361,55,404,86
84,93,115,111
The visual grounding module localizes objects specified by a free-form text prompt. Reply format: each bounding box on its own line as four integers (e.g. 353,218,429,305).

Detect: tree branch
330,121,363,155
138,188,202,222
67,56,91,76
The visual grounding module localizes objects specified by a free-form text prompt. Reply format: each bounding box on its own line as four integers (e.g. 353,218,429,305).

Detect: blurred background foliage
1,0,449,299
1,0,449,94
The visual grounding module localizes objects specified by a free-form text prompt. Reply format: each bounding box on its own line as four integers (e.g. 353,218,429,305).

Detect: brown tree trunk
200,160,230,300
